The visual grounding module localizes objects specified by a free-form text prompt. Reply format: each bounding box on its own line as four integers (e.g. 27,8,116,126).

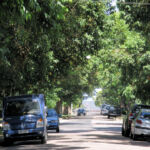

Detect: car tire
124,129,130,137
41,131,47,144
130,131,133,139
56,127,59,133
132,133,138,141
3,138,13,146
121,127,125,136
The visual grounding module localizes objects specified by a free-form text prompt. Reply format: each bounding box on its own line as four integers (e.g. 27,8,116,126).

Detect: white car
131,109,150,140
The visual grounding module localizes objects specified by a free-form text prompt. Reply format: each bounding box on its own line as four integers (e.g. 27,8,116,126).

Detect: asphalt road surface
0,113,150,150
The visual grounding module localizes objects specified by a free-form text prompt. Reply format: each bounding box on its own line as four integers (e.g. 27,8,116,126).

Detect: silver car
101,105,110,115
131,109,150,140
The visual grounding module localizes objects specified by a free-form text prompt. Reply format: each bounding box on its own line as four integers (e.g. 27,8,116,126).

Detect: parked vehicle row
100,104,121,119
122,104,150,140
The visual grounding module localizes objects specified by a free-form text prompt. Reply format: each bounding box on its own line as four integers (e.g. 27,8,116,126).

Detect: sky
111,0,119,12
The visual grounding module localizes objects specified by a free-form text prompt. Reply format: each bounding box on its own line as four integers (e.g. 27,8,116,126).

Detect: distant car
107,106,121,119
122,104,150,137
77,108,86,116
131,109,150,140
101,105,110,115
47,109,59,132
100,104,107,115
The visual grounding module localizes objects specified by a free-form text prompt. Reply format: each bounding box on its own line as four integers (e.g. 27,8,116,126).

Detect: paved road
0,114,150,150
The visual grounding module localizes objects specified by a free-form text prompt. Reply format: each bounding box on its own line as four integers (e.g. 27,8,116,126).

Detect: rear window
47,110,57,117
132,105,150,113
110,107,115,110
106,106,110,110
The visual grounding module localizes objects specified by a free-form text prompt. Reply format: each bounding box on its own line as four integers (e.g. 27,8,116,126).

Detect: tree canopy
0,0,150,110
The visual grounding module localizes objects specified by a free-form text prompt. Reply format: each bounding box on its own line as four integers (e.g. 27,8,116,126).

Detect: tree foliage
0,0,106,108
1,0,150,110
94,12,147,108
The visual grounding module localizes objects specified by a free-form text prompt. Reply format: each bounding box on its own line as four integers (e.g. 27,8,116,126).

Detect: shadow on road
94,126,121,133
96,122,122,126
0,138,87,150
60,129,95,133
82,132,150,147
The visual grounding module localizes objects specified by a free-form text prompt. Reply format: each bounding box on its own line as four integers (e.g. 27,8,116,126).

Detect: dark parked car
122,104,150,137
107,106,121,119
77,108,86,116
47,109,59,132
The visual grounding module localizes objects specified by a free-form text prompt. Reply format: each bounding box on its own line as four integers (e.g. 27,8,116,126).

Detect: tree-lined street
1,114,150,150
1,0,150,149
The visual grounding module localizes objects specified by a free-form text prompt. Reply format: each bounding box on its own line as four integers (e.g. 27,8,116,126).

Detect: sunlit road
0,113,150,150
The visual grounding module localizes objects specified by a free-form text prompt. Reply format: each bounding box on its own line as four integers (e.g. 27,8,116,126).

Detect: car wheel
3,138,13,146
41,131,47,144
130,131,133,139
56,127,60,133
125,129,130,137
132,133,138,141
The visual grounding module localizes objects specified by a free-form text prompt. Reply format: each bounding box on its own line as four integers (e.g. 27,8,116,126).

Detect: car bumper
102,112,108,115
47,125,58,130
108,114,120,117
3,128,44,140
47,123,58,130
135,127,150,136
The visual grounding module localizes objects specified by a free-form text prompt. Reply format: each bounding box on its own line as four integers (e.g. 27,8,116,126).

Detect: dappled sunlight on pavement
0,114,150,150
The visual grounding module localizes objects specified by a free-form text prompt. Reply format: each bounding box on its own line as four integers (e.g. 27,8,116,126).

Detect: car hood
4,114,41,123
47,116,58,121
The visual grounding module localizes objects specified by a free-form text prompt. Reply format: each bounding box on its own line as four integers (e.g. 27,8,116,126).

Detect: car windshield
47,110,57,117
141,112,150,120
78,109,84,112
106,106,110,110
110,107,115,110
4,99,41,117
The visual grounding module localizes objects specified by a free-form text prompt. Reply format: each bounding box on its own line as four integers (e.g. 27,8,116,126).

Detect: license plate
18,130,29,134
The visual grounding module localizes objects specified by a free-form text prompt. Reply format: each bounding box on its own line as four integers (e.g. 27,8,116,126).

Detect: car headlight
3,122,11,130
36,118,44,128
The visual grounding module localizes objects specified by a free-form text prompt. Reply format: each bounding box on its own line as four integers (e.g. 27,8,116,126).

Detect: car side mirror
44,106,48,112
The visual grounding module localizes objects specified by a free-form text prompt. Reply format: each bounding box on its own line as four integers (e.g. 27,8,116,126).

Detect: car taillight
136,119,142,124
129,113,133,117
128,113,133,121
